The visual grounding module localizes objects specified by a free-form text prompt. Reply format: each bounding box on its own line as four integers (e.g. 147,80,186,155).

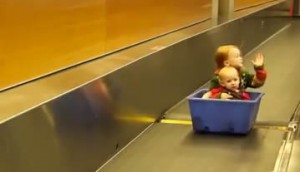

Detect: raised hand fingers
252,53,264,66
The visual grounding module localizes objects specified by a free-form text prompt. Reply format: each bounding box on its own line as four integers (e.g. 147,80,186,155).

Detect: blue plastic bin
188,89,264,134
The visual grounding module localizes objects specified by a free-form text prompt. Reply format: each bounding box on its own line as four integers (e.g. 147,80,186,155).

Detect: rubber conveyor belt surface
98,19,300,172
98,124,284,172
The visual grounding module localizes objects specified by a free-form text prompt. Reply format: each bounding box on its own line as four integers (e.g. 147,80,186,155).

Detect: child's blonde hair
218,66,239,81
215,45,239,69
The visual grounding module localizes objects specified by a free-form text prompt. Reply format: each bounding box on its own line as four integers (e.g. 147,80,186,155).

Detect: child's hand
252,53,264,67
202,92,211,99
220,93,233,99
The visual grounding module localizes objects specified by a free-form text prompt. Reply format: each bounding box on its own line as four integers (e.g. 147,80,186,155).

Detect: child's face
220,71,240,91
226,48,243,68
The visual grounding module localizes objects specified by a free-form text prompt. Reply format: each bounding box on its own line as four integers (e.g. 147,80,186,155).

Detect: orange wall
0,0,211,90
0,0,278,90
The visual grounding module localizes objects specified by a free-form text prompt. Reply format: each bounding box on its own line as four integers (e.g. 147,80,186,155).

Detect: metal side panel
0,85,151,172
0,2,290,172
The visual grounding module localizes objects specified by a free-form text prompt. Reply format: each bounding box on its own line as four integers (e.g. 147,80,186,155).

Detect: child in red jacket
203,66,250,100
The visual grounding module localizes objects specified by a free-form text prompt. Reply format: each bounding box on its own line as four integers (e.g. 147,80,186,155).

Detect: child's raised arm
251,53,267,87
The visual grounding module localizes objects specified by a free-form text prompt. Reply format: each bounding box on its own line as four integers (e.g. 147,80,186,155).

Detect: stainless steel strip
274,102,300,172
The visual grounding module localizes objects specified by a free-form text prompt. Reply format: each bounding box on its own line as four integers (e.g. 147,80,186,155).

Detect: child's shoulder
239,68,253,77
240,67,249,73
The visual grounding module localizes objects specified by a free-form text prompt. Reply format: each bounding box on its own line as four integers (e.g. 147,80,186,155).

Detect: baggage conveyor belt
96,104,298,172
97,124,288,172
97,19,300,172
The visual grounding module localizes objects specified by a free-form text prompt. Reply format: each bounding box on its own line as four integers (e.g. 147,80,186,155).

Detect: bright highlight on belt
159,119,192,125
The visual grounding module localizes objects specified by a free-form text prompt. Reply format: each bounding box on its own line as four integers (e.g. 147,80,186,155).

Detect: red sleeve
242,92,251,100
210,88,223,99
254,66,267,81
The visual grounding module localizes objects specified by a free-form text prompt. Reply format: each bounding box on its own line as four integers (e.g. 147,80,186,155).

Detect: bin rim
187,88,264,103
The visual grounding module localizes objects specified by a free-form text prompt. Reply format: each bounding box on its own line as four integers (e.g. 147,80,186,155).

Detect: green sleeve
209,76,220,90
